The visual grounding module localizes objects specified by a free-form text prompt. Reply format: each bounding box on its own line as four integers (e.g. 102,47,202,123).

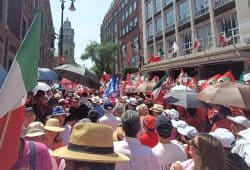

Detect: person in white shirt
98,101,121,132
152,115,187,170
114,110,161,170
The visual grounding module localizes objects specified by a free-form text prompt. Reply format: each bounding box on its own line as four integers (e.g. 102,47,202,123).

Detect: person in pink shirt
11,138,52,170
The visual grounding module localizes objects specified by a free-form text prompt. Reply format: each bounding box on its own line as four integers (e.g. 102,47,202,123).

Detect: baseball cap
165,109,179,119
103,102,114,110
171,119,188,128
156,115,173,138
142,115,156,129
209,128,236,148
227,116,250,128
177,125,197,139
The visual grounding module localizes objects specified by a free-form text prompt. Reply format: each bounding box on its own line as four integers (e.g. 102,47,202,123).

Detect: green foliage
81,42,119,75
121,67,139,80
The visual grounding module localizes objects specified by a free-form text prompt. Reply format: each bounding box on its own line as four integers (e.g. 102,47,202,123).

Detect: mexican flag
0,12,41,169
152,74,166,99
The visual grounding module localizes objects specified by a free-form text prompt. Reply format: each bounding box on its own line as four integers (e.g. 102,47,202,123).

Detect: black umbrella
54,64,100,89
164,89,204,108
37,67,59,81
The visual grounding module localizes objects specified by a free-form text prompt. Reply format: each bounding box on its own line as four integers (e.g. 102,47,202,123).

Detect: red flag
219,32,231,47
0,107,24,170
201,74,221,89
217,71,235,83
176,69,184,84
193,37,199,49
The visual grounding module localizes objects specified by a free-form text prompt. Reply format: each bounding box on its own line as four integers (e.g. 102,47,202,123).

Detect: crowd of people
11,87,250,170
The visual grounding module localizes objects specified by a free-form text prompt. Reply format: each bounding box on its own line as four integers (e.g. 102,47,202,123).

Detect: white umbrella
170,85,192,91
33,82,51,94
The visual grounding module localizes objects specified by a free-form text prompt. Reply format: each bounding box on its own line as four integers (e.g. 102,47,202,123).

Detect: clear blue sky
50,0,113,68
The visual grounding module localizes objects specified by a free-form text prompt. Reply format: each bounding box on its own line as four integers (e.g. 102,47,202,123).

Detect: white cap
171,119,188,128
209,128,235,148
227,116,250,128
165,109,179,119
177,125,198,139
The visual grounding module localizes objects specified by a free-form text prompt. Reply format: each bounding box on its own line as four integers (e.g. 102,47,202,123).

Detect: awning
141,43,250,72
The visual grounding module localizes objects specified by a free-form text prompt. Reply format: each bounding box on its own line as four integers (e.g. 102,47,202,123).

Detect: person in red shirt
138,115,158,148
211,106,232,132
186,108,203,132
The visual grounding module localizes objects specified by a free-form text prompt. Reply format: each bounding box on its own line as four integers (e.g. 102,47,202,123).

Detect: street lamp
59,0,76,58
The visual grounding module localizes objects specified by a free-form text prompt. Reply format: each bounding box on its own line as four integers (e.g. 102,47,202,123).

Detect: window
114,23,118,33
122,28,125,36
129,6,133,15
134,17,138,26
215,0,234,8
130,21,134,30
133,36,139,50
155,15,163,34
133,1,137,10
196,23,212,50
178,1,190,25
125,11,128,18
216,13,239,46
155,0,161,13
166,37,175,57
194,0,209,17
163,0,172,6
146,1,153,18
165,9,175,30
147,21,153,40
180,31,192,55
121,45,126,67
126,25,129,33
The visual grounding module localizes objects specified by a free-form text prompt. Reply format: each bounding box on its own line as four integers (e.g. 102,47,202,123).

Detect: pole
60,0,64,57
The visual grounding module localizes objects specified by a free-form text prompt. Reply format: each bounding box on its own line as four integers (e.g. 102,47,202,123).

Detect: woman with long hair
171,133,228,170
43,118,65,150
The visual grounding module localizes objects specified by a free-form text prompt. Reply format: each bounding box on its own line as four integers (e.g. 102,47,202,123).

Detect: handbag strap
29,141,36,170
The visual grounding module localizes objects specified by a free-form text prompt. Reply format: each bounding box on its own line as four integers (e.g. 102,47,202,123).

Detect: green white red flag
0,12,41,169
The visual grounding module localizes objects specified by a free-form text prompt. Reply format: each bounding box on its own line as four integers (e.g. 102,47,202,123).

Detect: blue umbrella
37,67,59,81
0,65,7,88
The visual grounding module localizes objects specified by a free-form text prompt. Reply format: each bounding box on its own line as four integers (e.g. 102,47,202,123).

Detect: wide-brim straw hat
25,121,45,137
44,118,65,132
51,122,129,163
150,104,164,112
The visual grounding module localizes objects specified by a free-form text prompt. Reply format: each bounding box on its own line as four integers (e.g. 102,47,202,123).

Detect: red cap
143,115,156,129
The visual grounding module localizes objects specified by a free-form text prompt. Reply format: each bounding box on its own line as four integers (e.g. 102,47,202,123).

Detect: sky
50,0,113,68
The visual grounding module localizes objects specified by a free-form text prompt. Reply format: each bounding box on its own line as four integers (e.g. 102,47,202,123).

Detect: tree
81,41,119,76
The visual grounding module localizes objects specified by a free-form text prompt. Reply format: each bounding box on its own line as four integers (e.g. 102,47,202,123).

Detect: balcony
195,7,209,18
179,16,190,26
215,0,234,8
218,27,240,47
163,0,173,8
165,24,175,32
181,41,192,55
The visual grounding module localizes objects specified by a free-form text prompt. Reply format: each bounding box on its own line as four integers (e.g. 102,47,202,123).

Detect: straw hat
51,122,129,163
150,104,164,113
136,104,148,111
44,118,65,132
25,121,45,137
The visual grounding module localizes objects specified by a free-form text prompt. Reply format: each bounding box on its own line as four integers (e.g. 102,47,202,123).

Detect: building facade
101,0,144,74
0,0,55,70
58,18,75,64
141,0,250,79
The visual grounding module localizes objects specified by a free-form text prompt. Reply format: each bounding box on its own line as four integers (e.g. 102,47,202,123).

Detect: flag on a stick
193,37,199,50
0,12,41,170
152,74,166,99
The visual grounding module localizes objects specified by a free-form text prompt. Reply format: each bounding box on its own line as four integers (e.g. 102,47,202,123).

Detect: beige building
141,0,250,78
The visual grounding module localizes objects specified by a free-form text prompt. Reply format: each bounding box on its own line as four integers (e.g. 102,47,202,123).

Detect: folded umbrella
197,82,250,110
54,64,100,89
